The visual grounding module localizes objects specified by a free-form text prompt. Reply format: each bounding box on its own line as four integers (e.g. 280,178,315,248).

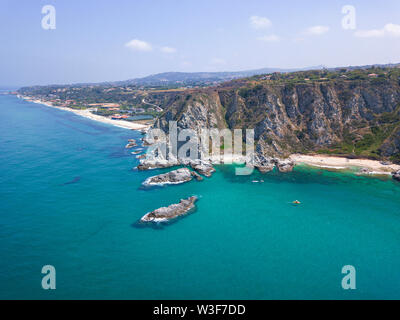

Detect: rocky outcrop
125,139,137,149
137,159,179,170
190,162,216,177
252,154,275,173
252,154,295,173
142,168,193,186
137,155,216,177
276,159,295,173
393,170,400,181
360,167,371,174
140,196,198,223
191,170,204,181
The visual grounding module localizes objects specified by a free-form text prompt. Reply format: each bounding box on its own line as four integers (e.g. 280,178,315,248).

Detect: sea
1,93,400,299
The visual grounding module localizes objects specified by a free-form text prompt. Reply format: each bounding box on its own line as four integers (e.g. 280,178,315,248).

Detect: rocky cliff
150,76,400,163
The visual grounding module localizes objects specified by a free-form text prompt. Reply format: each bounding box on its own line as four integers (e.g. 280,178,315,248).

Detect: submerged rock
191,170,204,181
360,167,371,174
392,170,400,182
142,168,193,186
140,196,198,223
125,139,137,149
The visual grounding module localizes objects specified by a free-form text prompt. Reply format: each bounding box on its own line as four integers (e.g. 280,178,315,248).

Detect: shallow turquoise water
1,94,400,299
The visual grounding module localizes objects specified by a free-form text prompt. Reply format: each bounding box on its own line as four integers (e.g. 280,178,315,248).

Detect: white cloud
125,39,152,51
210,58,226,65
257,34,280,42
160,46,177,54
355,23,400,38
385,23,400,36
305,25,330,36
250,16,272,29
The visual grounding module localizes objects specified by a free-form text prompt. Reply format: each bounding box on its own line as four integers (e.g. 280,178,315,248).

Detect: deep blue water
1,94,400,299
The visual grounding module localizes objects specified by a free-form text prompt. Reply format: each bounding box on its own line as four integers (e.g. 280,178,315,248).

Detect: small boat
293,200,301,204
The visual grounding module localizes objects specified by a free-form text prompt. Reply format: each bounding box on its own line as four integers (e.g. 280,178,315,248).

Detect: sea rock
392,170,400,182
276,159,295,173
256,164,275,173
140,196,198,223
142,136,155,146
360,167,371,174
190,162,216,177
251,153,276,173
137,159,179,171
142,168,193,186
125,139,137,149
191,170,204,181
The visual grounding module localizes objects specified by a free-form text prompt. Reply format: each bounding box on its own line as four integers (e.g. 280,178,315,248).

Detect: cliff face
151,80,400,162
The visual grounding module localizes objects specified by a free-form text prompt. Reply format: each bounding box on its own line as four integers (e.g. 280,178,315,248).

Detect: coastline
290,154,400,175
12,95,400,177
207,153,399,176
18,96,150,131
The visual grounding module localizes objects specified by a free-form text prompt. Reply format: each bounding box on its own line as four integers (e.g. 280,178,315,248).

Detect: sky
1,0,400,86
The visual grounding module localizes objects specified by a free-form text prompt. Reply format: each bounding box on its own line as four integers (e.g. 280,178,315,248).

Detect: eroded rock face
142,168,193,186
140,196,198,223
150,81,400,161
393,170,400,181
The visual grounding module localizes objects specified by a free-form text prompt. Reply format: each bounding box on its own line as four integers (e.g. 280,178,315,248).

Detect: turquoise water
1,94,400,299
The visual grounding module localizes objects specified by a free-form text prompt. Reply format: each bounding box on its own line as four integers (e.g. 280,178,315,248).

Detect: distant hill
112,66,326,87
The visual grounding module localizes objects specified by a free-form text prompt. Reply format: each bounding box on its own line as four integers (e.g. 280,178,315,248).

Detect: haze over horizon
2,0,400,86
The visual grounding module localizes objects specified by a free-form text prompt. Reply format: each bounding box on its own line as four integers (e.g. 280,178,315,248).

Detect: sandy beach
22,97,150,130
290,154,400,175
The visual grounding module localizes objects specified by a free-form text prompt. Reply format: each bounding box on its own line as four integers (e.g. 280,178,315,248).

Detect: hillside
114,66,323,87
150,67,400,163
17,64,400,163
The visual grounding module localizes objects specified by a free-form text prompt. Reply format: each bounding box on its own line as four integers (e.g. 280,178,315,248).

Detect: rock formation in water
125,139,137,149
142,168,193,186
140,196,198,223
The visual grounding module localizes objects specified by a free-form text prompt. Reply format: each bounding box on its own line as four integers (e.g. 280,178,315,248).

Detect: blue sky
1,0,400,86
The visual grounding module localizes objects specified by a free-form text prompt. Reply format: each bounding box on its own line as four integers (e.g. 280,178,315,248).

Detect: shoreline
18,96,150,131
11,95,400,177
290,154,400,175
207,153,399,176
